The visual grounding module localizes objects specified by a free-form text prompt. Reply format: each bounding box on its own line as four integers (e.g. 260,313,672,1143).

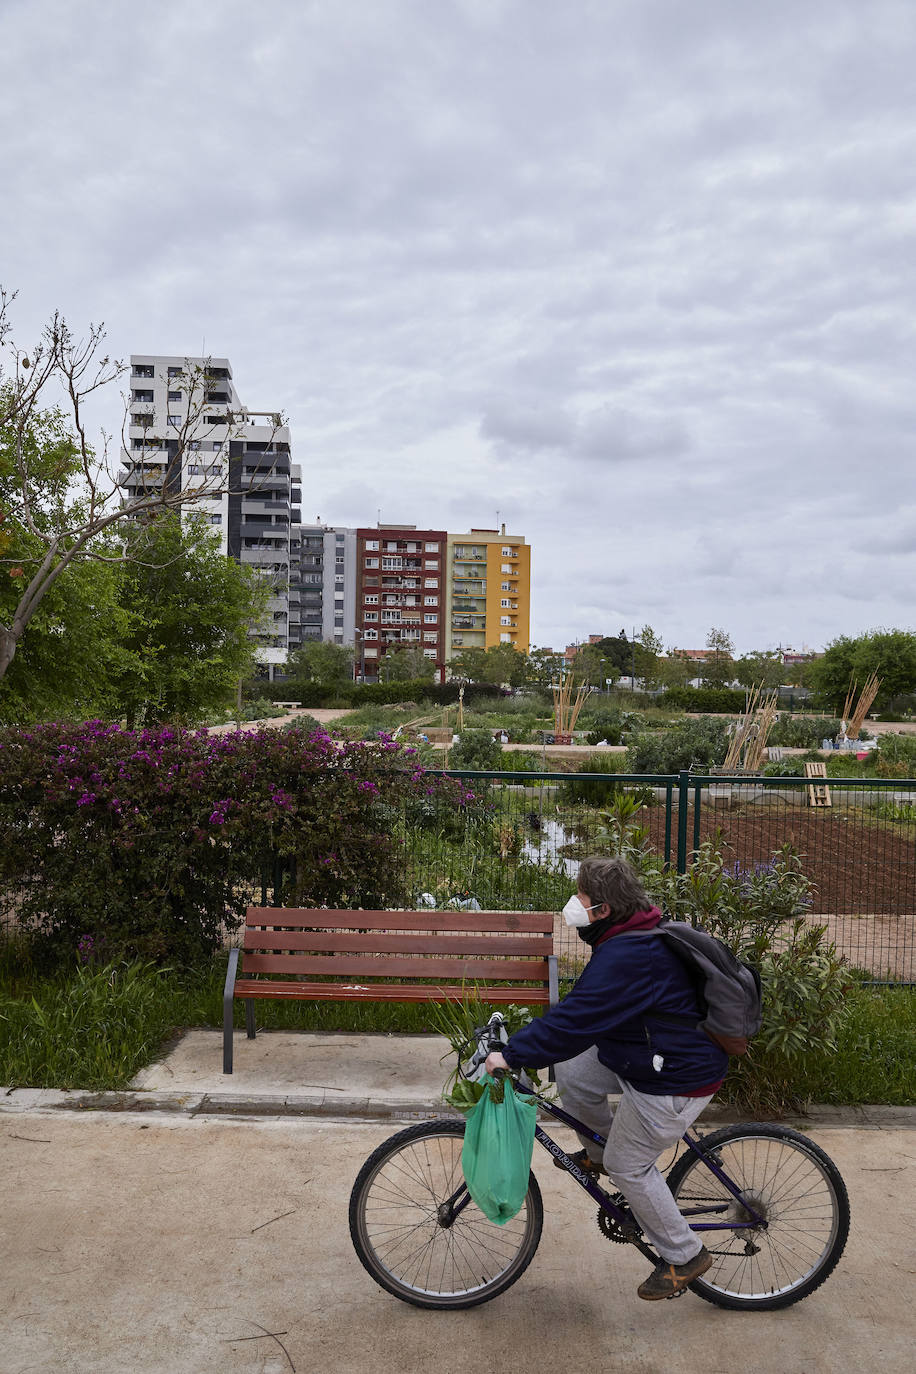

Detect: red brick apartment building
355,526,447,682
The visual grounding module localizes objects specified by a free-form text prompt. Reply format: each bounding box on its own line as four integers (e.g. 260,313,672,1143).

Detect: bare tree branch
1,291,286,683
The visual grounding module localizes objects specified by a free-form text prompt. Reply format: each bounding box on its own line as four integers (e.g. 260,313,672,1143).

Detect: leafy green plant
425,993,545,1112
559,757,629,805
449,728,504,770
641,840,852,1114
626,717,730,773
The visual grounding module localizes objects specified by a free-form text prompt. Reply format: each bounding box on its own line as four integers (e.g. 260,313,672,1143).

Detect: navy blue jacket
502,918,728,1095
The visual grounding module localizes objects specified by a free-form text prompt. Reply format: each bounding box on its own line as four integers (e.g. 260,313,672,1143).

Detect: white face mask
562,894,599,927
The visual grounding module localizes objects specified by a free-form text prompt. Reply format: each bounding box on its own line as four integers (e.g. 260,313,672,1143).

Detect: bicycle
349,1014,850,1311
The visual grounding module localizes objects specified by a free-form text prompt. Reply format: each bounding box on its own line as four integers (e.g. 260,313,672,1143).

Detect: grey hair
577,856,651,921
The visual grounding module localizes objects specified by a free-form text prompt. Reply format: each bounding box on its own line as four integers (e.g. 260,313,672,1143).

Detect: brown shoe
637,1247,712,1301
553,1147,607,1177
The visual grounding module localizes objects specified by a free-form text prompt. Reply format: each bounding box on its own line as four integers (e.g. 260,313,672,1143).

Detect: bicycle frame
444,1079,767,1263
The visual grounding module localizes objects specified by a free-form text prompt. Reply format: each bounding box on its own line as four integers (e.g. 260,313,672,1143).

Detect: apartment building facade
120,354,296,671
445,526,531,660
291,524,358,652
355,525,447,681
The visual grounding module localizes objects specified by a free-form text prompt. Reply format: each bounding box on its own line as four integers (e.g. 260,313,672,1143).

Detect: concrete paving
1,1107,914,1374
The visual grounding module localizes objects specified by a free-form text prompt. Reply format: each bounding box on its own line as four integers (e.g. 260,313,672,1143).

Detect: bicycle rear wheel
667,1123,849,1310
349,1118,543,1309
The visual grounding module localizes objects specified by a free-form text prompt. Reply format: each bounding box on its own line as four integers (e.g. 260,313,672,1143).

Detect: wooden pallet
804,761,832,807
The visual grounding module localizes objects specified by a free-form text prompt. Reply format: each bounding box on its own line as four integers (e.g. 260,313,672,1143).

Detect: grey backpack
629,919,763,1056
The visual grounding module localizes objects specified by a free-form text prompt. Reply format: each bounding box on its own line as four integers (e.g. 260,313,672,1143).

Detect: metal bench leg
245,999,256,1039
223,948,239,1074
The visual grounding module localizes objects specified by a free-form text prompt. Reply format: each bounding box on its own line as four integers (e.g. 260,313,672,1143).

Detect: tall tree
733,650,786,691
524,645,566,687
287,638,354,687
0,291,283,682
703,627,735,688
111,513,267,726
808,630,916,712
634,624,665,689
379,644,436,683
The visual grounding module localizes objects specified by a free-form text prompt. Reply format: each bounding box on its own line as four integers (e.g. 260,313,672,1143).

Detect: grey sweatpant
554,1045,713,1264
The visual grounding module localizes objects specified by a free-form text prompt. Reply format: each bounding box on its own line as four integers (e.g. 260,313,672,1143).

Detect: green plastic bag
461,1075,537,1225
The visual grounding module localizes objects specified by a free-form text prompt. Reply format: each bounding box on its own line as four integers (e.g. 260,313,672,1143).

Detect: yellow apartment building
446,526,531,663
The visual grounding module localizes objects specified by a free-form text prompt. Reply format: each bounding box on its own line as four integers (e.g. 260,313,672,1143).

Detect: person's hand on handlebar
484,1049,509,1075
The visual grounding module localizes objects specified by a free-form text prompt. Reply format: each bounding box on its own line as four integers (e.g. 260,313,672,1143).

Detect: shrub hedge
661,686,746,713
0,721,480,965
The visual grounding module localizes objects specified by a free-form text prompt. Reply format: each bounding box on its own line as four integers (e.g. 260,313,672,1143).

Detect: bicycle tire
667,1122,850,1310
349,1118,543,1309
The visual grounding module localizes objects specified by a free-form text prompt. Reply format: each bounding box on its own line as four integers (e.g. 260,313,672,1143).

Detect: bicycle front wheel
349,1119,543,1309
667,1123,850,1310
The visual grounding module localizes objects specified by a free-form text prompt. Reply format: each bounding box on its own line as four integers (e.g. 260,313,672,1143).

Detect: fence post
676,769,690,874
664,781,673,868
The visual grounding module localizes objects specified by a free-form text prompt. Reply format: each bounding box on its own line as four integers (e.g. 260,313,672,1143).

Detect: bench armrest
548,953,559,1008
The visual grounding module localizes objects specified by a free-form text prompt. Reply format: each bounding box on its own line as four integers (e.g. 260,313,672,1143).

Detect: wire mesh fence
415,770,916,986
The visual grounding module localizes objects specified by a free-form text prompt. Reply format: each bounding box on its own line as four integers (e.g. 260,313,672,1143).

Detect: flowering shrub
0,721,483,964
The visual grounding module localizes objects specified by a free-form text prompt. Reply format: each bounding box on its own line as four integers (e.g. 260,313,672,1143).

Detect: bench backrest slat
243,930,553,956
244,908,553,934
242,953,550,980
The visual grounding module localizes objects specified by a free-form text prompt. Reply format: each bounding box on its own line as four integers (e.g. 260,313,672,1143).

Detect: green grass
781,983,916,1106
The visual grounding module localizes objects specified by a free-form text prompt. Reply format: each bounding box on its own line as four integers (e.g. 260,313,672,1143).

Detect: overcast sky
3,0,915,654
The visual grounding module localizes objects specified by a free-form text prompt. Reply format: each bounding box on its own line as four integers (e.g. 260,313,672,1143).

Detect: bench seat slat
243,930,553,956
233,978,552,1004
241,953,550,980
244,908,553,933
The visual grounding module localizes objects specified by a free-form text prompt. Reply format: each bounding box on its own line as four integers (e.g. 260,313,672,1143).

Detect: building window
336,533,345,542
364,611,378,622
133,365,154,378
212,441,222,451
424,543,438,553
381,556,402,571
423,613,437,624
167,390,182,402
334,616,343,627
363,628,378,640
501,564,513,573
500,616,512,626
423,596,438,606
210,514,222,525
365,594,378,605
365,558,379,568
501,582,512,591
335,554,344,565
423,649,436,659
132,389,154,403
381,609,401,623
366,539,379,551
364,646,378,657
500,633,512,643
167,415,181,427
424,578,438,588
187,465,200,476
189,440,201,451
424,559,438,570
167,366,182,377
502,547,516,557
500,599,512,608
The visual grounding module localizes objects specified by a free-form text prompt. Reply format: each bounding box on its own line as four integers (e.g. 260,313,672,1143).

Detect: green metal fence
412,769,916,986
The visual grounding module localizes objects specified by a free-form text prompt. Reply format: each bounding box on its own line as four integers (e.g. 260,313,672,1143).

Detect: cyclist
485,854,727,1301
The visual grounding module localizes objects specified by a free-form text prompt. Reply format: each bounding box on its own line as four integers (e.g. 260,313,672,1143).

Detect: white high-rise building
120,354,299,672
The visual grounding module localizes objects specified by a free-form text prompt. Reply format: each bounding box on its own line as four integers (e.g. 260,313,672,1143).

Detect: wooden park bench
222,907,558,1073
